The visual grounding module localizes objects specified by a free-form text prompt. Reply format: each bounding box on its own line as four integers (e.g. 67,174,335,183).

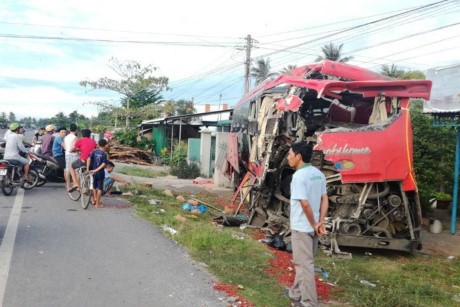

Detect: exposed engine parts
230,60,432,253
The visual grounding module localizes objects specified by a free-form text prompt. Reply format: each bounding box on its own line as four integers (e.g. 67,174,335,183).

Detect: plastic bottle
360,280,376,287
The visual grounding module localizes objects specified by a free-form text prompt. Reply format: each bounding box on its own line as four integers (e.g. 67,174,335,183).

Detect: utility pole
243,34,254,94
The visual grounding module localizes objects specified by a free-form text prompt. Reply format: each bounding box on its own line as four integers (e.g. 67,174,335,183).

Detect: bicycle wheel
68,176,81,201
80,174,92,209
23,170,39,190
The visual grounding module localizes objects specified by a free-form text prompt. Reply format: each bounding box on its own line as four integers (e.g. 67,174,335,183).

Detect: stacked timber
108,141,153,165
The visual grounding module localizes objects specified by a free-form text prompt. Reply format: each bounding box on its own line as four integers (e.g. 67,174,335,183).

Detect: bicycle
68,166,93,209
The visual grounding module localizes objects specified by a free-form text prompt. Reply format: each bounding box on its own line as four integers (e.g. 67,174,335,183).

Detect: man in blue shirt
284,142,328,307
52,127,67,170
87,139,108,208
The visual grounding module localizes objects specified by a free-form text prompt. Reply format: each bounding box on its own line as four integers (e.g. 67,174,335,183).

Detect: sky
1,0,459,120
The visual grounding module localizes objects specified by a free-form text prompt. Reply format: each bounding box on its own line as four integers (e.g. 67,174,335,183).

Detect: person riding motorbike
41,125,55,157
3,122,30,182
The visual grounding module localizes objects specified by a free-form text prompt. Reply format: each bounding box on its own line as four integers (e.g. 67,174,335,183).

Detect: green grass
125,185,460,306
316,249,460,306
129,185,289,306
117,166,168,178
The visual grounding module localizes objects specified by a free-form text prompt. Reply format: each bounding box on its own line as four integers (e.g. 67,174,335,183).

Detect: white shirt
64,133,77,156
290,164,326,233
3,129,13,142
4,132,28,160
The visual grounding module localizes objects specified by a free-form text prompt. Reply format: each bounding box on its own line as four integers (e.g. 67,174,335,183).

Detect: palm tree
380,64,404,78
250,58,278,85
315,43,353,63
280,65,297,75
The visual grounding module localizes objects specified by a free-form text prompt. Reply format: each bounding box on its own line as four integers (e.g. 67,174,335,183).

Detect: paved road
0,183,223,306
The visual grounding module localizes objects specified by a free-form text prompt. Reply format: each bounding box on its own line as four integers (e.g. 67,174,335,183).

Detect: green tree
280,65,297,75
250,58,278,85
162,100,176,117
411,101,456,210
315,43,353,63
175,99,196,115
80,57,169,127
51,112,69,128
401,70,426,80
8,112,16,122
380,64,404,78
121,89,163,109
0,112,7,127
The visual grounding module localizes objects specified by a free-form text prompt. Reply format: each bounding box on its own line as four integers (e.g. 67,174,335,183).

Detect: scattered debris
237,284,244,290
182,202,207,214
213,214,248,227
448,256,455,261
122,192,133,196
163,189,174,197
188,197,223,213
232,233,245,240
360,280,377,287
161,225,177,235
176,195,185,202
192,177,214,184
175,215,188,223
109,140,154,165
148,199,163,205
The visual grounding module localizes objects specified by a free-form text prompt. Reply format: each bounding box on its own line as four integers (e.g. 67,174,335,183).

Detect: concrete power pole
243,34,253,94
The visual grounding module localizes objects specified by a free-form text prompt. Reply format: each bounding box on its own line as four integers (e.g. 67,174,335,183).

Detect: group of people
3,123,129,208
5,123,326,305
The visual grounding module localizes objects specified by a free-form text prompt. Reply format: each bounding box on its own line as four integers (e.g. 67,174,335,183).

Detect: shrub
433,192,452,200
137,136,155,151
170,161,201,179
114,128,138,147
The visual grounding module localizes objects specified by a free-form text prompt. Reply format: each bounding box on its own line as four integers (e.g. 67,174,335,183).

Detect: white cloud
0,86,104,119
1,0,459,118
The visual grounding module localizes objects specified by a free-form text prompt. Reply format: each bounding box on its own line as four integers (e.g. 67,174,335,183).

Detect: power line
0,33,239,47
252,0,455,60
0,21,240,40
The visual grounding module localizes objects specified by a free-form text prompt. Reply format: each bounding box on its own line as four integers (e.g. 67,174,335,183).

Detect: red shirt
74,137,97,161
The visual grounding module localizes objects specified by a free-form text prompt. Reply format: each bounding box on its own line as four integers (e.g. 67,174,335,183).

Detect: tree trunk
125,98,130,127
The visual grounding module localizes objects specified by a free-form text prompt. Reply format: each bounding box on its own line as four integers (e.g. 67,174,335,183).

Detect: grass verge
124,184,460,307
129,185,289,306
117,166,168,178
315,248,460,306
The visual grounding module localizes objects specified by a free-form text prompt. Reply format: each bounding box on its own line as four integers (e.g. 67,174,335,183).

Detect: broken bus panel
229,60,432,252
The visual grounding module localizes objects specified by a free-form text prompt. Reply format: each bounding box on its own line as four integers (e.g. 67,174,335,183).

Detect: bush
163,141,201,178
433,192,452,200
113,128,155,151
171,161,201,179
114,128,138,147
137,137,155,151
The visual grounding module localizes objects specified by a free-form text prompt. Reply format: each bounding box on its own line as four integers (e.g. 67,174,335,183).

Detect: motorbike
28,151,64,187
0,157,39,196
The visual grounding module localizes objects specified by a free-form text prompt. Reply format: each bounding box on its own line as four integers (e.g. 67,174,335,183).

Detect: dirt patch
421,209,460,257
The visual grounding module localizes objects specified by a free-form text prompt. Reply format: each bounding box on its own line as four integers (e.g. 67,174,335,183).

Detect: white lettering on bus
323,144,371,155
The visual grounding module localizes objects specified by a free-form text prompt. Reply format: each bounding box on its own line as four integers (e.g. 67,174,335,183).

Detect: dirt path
421,209,460,257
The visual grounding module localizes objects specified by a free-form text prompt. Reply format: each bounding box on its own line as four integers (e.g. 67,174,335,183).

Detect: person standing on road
41,125,55,156
285,142,328,307
64,124,79,191
52,127,67,170
4,123,30,182
87,139,108,208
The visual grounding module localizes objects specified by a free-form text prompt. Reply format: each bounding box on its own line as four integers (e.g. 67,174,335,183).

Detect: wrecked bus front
230,60,432,253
